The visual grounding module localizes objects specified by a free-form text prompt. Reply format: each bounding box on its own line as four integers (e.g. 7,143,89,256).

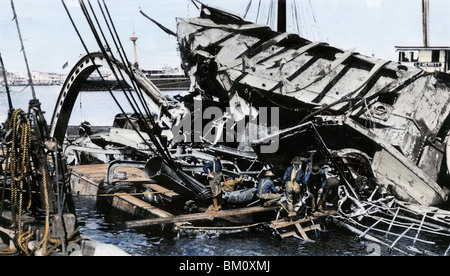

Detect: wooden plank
280,231,297,239
284,41,325,64
70,164,108,173
295,223,310,240
70,164,175,219
297,48,356,90
70,170,101,196
270,211,336,240
125,205,279,228
143,184,179,199
271,217,312,229
279,224,321,239
112,194,173,218
270,210,337,229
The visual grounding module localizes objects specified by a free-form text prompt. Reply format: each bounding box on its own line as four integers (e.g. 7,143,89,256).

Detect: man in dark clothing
304,165,327,212
203,155,223,211
317,177,340,211
281,156,305,216
257,170,281,207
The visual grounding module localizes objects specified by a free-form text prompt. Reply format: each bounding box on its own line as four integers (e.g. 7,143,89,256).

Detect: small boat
143,67,190,91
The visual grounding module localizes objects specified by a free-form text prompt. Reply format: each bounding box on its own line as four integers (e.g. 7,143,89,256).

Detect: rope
0,110,42,255
66,171,177,198
72,189,175,198
2,109,33,254
0,247,18,255
176,221,265,231
0,109,82,256
243,0,252,19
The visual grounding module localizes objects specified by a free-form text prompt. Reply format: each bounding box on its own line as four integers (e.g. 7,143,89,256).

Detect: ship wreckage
175,3,450,207
55,1,450,254
171,2,450,254
3,0,450,255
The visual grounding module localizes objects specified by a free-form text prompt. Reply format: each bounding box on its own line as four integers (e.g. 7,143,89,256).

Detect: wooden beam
279,224,321,239
112,194,173,219
269,210,336,239
270,210,337,229
295,223,311,241
125,205,279,228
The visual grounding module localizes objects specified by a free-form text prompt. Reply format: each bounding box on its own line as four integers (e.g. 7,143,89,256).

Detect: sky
1,0,450,75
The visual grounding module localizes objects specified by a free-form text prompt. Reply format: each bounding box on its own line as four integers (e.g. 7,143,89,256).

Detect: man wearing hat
257,170,281,207
281,156,305,216
304,165,327,212
203,155,223,211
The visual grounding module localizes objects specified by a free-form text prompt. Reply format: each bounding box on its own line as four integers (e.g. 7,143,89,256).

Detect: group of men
256,156,340,217
203,154,340,216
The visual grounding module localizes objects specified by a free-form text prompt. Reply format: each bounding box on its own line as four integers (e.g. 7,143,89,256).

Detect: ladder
269,210,336,240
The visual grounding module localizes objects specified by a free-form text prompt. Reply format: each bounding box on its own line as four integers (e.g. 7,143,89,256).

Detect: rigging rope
79,0,171,163
61,0,156,157
0,110,72,256
97,0,179,165
243,0,252,19
2,110,33,242
90,1,150,120
63,0,206,200
255,0,262,24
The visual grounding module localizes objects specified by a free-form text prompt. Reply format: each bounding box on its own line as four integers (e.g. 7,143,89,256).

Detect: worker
304,165,327,212
317,177,340,211
203,155,223,211
257,170,281,207
281,156,305,216
78,121,92,136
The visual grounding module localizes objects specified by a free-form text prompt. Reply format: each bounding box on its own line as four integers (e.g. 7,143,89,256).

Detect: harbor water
74,197,376,256
2,85,450,256
0,85,142,126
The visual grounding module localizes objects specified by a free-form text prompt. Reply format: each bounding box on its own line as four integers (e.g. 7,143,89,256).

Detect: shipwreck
3,0,448,255
175,2,450,209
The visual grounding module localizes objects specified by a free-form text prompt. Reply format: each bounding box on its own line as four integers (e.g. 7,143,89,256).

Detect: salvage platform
69,163,339,238
70,164,177,220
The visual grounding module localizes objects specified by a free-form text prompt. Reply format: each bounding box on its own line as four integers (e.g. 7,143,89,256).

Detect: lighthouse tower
130,35,139,69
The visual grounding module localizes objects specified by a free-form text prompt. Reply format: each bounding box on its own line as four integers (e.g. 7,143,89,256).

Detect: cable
63,1,201,197
86,0,173,164
243,0,252,19
98,0,156,124
308,0,321,41
85,0,148,121
255,0,261,24
61,0,156,156
10,0,36,100
98,0,191,169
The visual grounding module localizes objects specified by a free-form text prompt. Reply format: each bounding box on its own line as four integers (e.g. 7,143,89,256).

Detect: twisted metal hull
176,4,450,206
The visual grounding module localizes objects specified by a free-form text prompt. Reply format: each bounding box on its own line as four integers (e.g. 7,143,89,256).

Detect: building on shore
0,71,67,86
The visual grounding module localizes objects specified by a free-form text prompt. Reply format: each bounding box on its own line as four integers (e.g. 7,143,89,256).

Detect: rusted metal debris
176,3,450,208
174,2,450,253
46,1,450,254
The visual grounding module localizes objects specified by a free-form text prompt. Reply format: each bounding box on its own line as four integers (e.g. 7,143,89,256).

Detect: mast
277,0,286,33
0,53,13,110
10,0,36,100
422,0,429,47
